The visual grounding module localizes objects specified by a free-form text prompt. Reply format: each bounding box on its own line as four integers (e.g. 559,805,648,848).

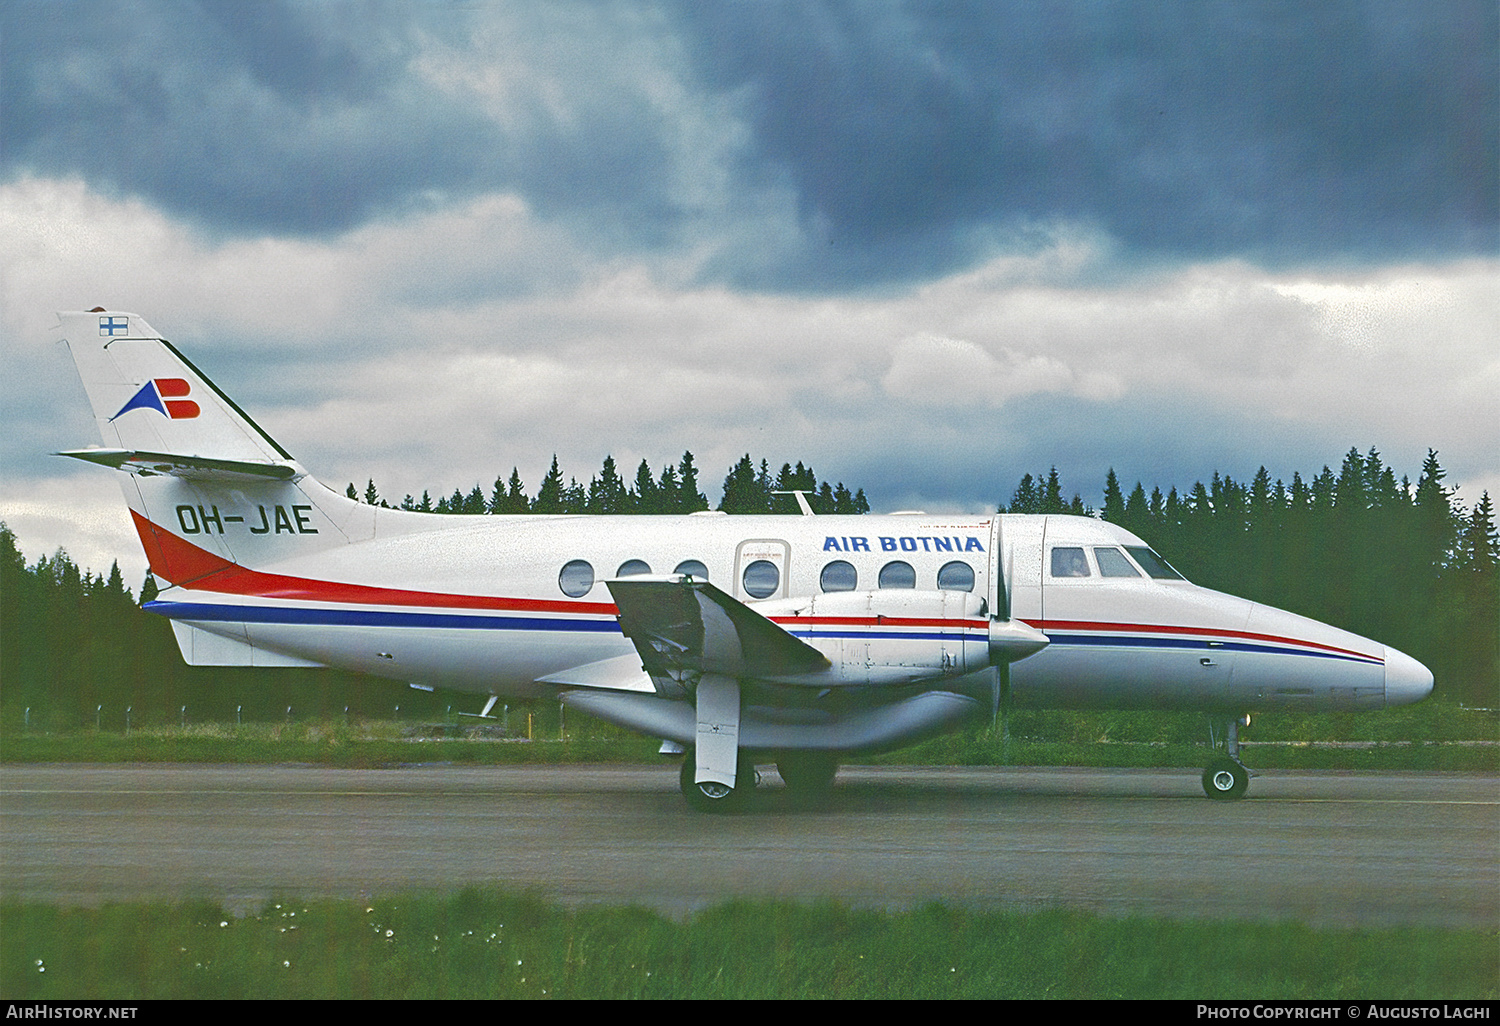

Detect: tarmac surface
1,763,1495,927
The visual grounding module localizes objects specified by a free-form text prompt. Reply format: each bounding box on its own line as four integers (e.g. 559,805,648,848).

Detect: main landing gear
679,747,758,812
775,753,839,795
677,750,841,810
1202,714,1253,800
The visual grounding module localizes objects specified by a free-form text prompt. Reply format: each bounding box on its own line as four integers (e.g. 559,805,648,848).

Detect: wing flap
606,576,831,681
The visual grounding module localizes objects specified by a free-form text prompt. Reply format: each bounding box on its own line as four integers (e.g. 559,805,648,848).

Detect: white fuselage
144,485,1430,726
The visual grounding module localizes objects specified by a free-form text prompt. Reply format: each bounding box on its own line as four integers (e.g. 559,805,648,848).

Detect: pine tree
505,468,528,513
1042,468,1065,514
1101,469,1125,523
1007,473,1040,514
1123,482,1150,538
816,481,836,515
588,456,628,514
657,464,681,513
677,452,708,512
632,459,660,514
719,455,764,513
533,456,564,514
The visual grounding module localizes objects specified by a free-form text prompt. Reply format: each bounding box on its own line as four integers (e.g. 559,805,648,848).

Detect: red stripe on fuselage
129,510,617,615
1024,617,1378,662
769,616,989,630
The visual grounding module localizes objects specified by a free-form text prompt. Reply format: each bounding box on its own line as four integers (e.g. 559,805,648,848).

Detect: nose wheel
1202,714,1253,800
1202,757,1250,799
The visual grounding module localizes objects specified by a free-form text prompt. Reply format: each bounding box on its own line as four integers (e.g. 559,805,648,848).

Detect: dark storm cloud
675,0,1498,284
2,1,482,233
0,1,675,240
4,1,1494,288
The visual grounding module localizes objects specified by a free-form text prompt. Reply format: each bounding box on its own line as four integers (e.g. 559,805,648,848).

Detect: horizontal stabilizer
606,575,831,682
56,448,298,482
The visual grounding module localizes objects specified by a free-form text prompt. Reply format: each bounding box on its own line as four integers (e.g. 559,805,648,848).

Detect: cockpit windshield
1094,547,1142,577
1124,545,1186,580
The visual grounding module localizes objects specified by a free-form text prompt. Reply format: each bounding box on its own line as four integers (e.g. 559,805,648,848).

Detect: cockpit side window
1093,547,1142,578
1050,547,1090,577
1124,545,1186,580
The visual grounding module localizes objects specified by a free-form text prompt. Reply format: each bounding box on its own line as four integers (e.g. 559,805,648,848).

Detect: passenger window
673,559,709,580
1093,547,1141,578
559,559,594,597
820,560,858,592
742,559,780,599
878,561,916,589
1050,547,1090,578
937,561,975,592
1124,546,1186,580
616,559,651,577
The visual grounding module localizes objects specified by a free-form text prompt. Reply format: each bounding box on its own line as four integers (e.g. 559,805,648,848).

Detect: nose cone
1384,646,1434,706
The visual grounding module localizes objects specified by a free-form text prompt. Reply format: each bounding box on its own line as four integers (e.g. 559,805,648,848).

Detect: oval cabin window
742,559,780,599
937,561,975,592
820,560,858,592
673,559,709,580
878,561,916,589
558,559,595,597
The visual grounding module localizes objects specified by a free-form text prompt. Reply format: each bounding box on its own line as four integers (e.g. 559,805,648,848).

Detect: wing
606,575,831,686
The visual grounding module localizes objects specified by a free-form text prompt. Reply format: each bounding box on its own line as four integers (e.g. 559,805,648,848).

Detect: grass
3,889,1494,999
3,703,1494,999
2,699,1495,771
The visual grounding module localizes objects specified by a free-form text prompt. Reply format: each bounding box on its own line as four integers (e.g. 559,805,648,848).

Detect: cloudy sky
2,0,1496,585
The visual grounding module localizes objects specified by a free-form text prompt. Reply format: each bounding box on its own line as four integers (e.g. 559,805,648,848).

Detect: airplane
53,309,1435,810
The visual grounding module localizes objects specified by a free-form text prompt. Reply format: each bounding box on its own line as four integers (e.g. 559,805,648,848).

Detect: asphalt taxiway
1,763,1494,927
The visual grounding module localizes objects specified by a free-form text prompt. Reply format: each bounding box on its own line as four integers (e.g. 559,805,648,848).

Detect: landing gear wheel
1202,757,1249,800
679,748,755,813
776,754,839,794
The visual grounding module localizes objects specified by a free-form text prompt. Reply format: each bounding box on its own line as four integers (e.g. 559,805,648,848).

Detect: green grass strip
3,890,1495,1000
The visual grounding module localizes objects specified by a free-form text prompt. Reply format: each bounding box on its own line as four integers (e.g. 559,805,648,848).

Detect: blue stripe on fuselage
1045,633,1382,665
146,601,623,633
146,601,986,643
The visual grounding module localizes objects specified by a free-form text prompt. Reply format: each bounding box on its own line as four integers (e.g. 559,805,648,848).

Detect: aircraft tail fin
58,310,293,466
55,310,370,585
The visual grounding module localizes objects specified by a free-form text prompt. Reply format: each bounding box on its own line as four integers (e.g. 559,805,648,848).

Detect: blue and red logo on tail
110,378,201,421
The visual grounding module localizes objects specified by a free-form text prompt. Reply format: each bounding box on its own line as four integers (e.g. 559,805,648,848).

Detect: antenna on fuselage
771,490,816,516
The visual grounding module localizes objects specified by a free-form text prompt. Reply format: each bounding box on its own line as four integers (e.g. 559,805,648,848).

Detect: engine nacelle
753,589,992,687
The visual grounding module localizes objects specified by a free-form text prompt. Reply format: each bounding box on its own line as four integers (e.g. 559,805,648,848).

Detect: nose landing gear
1203,714,1253,800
